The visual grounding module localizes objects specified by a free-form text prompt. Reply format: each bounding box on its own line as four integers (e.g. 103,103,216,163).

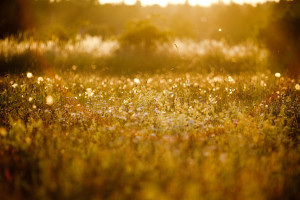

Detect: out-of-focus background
0,0,299,75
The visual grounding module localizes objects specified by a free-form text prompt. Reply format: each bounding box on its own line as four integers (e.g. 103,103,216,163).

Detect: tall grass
0,36,268,75
0,72,299,199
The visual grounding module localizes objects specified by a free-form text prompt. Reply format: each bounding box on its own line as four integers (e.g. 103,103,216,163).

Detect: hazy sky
99,0,279,7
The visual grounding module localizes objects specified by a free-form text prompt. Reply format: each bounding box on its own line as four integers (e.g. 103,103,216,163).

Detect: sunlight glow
46,95,54,106
100,0,123,4
27,72,33,78
99,0,279,6
124,0,137,5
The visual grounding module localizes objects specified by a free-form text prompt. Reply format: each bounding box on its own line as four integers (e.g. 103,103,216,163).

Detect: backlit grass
0,72,299,199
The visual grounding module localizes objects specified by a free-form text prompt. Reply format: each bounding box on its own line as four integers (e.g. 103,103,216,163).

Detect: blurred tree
0,0,35,38
84,24,113,38
119,19,171,51
260,0,300,75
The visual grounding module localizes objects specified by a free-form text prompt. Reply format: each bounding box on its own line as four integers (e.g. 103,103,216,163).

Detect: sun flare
99,0,279,7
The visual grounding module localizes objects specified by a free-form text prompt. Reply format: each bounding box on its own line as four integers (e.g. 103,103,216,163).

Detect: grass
0,71,299,199
0,37,268,75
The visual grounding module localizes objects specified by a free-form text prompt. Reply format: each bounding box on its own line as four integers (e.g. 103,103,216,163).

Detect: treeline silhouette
0,0,280,42
0,0,299,75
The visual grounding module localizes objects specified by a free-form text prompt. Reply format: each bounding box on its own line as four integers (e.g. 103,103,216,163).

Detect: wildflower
27,72,33,78
86,88,94,97
28,97,33,102
37,77,44,84
275,73,281,78
134,78,140,84
295,84,300,91
228,76,235,84
147,78,153,84
46,95,54,105
12,83,18,88
55,74,61,81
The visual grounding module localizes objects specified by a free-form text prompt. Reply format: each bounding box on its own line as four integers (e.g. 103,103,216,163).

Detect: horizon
98,0,280,7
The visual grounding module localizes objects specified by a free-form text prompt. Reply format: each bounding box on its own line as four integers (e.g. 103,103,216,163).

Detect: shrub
119,19,171,51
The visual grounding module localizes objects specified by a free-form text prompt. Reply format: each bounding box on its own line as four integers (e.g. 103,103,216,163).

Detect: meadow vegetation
0,34,268,75
0,71,299,199
0,0,300,199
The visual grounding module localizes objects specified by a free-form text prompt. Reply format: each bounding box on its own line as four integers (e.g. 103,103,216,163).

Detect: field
1,70,299,199
1,1,300,199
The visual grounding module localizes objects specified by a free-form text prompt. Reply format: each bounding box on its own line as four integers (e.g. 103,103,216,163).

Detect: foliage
0,72,299,199
0,37,269,75
0,0,273,43
0,2,299,199
119,19,171,51
259,0,300,76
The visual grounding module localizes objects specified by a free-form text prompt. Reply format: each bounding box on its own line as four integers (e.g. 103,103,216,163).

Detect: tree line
0,0,299,74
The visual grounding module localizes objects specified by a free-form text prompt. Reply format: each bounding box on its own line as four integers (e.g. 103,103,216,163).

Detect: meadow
0,36,268,75
0,67,299,199
0,1,299,198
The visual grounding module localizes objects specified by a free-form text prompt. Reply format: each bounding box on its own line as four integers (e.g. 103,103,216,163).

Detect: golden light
124,0,136,5
141,0,169,7
275,73,281,78
27,72,33,78
46,95,54,106
99,0,279,6
134,78,141,84
86,88,94,97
